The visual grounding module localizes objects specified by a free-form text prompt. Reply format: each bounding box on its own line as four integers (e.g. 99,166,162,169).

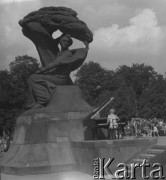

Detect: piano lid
91,97,114,119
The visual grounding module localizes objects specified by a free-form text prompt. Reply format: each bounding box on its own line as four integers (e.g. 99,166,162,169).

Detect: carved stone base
0,86,93,175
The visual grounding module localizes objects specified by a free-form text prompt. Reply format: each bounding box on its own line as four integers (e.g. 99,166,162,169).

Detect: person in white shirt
153,125,159,137
107,109,120,139
159,120,163,127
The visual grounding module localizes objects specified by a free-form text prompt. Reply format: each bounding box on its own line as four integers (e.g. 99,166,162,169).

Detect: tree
112,81,136,120
9,55,39,108
75,61,114,106
115,64,159,116
0,70,13,136
0,55,39,135
9,55,39,89
75,61,134,118
75,61,166,120
139,75,166,118
115,64,158,95
0,70,12,109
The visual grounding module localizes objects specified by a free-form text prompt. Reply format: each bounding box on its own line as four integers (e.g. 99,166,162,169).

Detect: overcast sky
0,0,166,75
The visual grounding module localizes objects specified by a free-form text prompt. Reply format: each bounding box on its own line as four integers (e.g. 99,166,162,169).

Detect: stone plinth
0,86,93,175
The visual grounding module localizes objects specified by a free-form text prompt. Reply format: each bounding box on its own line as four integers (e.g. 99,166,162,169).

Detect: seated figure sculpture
0,7,94,177
23,22,89,109
19,7,93,109
28,35,88,108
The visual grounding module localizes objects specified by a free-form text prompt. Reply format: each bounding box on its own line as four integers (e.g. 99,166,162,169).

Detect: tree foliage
139,75,166,118
75,62,166,120
0,55,39,135
75,61,115,106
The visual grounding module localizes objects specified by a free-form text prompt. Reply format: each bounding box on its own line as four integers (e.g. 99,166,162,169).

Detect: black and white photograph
0,0,166,179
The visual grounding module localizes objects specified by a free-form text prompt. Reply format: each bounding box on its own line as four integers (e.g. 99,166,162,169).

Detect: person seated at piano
107,109,120,139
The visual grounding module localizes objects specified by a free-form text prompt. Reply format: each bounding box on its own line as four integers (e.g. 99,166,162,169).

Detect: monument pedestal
0,86,93,175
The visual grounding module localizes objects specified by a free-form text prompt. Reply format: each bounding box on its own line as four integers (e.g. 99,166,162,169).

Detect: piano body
83,98,113,140
85,97,126,139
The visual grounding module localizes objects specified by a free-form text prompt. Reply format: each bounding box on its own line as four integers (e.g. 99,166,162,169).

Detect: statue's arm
36,60,61,73
36,41,89,73
63,48,88,63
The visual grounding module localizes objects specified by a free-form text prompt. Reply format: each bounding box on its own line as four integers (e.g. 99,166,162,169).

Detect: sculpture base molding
0,86,93,175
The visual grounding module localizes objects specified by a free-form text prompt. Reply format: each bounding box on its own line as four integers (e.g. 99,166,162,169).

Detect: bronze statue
19,7,93,108
0,7,94,176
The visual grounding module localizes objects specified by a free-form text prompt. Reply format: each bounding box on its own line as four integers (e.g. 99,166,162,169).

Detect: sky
0,0,166,75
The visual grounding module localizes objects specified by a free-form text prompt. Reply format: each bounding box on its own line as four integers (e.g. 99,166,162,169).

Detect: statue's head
59,34,73,50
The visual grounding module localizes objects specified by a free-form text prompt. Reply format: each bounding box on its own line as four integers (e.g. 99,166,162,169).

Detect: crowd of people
127,118,166,137
0,132,11,153
106,108,166,139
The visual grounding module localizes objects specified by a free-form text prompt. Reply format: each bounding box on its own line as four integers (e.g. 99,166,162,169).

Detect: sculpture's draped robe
23,22,88,105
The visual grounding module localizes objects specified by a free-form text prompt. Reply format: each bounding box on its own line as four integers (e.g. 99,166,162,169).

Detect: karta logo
93,158,165,179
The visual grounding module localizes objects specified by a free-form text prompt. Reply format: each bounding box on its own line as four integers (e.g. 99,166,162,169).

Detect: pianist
107,109,120,139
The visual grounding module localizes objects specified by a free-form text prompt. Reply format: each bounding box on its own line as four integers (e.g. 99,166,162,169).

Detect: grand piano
85,97,126,139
